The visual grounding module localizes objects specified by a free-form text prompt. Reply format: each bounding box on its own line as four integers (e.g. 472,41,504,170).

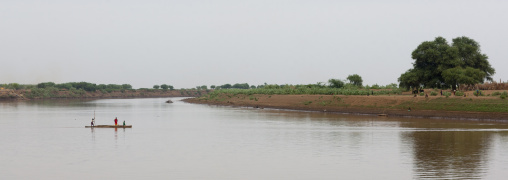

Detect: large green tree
398,36,495,90
328,79,345,88
346,74,363,87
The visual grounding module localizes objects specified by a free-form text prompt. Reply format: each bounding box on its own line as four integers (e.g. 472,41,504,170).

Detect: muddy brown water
1,98,507,179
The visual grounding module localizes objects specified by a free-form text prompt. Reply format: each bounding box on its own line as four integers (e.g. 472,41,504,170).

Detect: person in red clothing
114,117,118,126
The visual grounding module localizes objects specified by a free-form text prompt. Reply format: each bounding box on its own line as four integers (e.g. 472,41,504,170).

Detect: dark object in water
166,100,173,103
85,125,132,128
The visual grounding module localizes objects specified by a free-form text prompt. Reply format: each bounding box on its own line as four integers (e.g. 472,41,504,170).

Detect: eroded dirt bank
183,94,508,121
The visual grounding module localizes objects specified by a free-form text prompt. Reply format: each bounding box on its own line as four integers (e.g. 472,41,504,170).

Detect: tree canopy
328,79,345,88
398,36,495,90
346,74,363,87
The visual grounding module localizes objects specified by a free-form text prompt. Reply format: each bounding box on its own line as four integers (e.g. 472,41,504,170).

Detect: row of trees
209,83,253,90
328,74,364,88
398,36,495,90
198,74,394,91
152,84,174,90
37,82,133,92
0,82,134,92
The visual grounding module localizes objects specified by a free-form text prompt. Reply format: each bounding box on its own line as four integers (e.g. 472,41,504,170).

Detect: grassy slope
196,93,508,113
397,97,508,113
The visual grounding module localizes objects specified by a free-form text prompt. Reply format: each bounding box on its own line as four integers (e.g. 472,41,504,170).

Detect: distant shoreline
0,89,207,101
183,94,508,121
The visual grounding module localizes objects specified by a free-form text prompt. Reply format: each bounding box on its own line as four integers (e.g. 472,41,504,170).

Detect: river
1,98,507,179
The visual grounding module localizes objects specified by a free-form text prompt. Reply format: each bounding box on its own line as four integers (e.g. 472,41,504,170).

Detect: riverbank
183,94,508,121
0,89,208,101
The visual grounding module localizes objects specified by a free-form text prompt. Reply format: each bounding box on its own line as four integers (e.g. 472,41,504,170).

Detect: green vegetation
346,74,363,87
1,83,34,90
328,79,345,88
398,36,495,90
202,84,402,98
397,98,508,113
500,91,507,99
455,91,464,96
473,90,484,96
0,82,196,99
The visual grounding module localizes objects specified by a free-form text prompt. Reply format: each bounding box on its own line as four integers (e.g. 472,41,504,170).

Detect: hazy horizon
1,0,507,89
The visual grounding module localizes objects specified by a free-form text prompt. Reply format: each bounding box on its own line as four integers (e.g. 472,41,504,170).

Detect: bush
430,91,438,96
473,90,484,96
455,91,464,96
37,82,55,88
501,91,508,99
328,79,345,88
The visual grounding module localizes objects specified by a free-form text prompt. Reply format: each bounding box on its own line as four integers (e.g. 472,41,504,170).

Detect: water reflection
2,98,508,179
399,121,502,179
91,127,95,142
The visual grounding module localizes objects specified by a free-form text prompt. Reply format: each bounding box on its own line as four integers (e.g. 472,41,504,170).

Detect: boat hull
85,125,132,128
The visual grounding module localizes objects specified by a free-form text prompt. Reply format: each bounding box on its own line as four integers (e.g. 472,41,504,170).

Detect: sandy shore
183,94,508,121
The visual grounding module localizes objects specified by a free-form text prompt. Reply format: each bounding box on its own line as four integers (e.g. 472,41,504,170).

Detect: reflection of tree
401,130,492,179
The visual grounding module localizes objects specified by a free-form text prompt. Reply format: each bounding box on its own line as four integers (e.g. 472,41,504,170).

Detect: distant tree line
153,84,174,90
36,82,133,92
210,83,252,90
204,75,396,91
0,82,133,92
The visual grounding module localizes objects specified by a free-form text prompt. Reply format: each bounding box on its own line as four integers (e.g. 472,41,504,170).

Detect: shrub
500,94,506,99
473,90,484,96
455,91,464,96
430,91,438,96
501,91,508,99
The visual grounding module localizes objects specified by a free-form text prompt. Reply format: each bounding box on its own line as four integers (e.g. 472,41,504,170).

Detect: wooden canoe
85,125,132,128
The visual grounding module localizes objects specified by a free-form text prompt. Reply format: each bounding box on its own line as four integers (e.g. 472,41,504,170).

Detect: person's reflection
401,130,492,179
115,127,118,141
90,127,95,142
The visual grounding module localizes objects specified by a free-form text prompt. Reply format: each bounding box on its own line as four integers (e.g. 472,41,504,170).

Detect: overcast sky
1,0,507,89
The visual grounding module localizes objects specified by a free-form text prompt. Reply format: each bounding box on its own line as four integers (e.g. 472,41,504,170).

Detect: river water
1,98,507,179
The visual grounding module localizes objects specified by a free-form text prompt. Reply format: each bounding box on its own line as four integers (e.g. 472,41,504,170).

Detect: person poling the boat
114,117,118,126
123,120,125,126
91,118,94,127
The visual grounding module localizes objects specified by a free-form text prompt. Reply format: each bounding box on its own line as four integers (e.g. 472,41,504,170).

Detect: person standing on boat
123,120,125,126
91,118,94,127
114,117,118,126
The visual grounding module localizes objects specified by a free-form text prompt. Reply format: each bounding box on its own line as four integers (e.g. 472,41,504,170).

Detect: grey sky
1,0,507,89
